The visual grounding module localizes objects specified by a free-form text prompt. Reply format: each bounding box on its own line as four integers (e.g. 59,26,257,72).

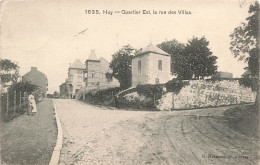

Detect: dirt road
54,99,259,165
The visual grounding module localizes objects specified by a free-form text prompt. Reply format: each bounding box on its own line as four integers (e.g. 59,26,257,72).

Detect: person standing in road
28,91,37,115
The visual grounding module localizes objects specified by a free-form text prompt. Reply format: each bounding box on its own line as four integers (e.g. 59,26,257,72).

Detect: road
54,99,259,165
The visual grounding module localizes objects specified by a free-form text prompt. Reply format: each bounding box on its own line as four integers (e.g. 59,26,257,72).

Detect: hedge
136,84,163,100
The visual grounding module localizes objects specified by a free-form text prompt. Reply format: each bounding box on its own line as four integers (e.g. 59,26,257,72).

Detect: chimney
31,67,37,71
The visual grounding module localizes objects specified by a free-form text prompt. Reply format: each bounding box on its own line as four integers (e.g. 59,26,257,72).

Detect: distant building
59,81,71,99
67,59,85,98
132,43,171,86
211,72,233,79
85,50,101,87
84,50,119,88
22,67,48,97
241,70,252,78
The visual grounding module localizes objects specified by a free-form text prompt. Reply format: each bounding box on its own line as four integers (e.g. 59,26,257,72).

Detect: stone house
22,67,48,97
132,43,171,86
67,59,85,98
85,50,101,87
84,50,119,88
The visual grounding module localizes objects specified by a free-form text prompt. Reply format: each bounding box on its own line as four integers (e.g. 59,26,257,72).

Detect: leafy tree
10,81,38,94
185,37,218,79
230,1,259,105
53,91,59,98
110,45,135,89
157,40,193,79
0,59,20,85
158,37,218,80
230,1,259,77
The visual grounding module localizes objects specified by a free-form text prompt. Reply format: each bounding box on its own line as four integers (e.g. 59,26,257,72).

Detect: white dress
28,94,37,113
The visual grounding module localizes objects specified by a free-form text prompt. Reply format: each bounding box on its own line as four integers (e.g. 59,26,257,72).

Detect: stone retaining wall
157,80,256,110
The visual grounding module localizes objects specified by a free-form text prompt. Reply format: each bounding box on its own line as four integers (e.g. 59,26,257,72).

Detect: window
91,72,94,77
138,60,141,72
78,76,82,82
158,60,162,71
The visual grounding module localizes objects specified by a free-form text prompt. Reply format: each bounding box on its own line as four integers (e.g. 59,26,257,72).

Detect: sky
0,0,253,93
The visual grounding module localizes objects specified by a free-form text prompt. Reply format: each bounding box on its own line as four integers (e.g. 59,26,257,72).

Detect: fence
1,89,29,122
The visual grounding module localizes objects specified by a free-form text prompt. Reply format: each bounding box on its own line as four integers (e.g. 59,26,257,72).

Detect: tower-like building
132,43,171,86
85,50,101,87
84,50,120,88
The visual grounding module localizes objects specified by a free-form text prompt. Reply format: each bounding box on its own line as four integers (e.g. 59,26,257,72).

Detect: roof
23,67,46,78
70,59,85,69
242,70,252,77
135,43,170,57
87,49,99,61
99,57,109,63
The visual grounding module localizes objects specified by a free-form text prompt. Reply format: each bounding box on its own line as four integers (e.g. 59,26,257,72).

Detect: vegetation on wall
165,79,189,94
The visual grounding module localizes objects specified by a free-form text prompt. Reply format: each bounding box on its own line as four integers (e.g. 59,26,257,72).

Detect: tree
230,1,259,105
157,40,193,79
53,91,59,98
158,37,218,80
0,59,20,85
185,37,218,79
10,81,38,94
230,1,259,77
109,45,135,89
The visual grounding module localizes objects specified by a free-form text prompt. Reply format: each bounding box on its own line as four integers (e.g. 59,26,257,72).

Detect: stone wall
157,80,256,110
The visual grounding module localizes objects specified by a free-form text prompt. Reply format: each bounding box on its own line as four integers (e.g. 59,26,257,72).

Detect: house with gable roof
132,43,171,86
22,67,48,98
84,50,119,88
67,59,85,97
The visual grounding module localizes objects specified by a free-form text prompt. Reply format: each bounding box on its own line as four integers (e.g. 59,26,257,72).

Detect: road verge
49,99,63,165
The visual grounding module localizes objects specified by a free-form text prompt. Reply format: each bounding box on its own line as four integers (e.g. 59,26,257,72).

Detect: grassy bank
224,104,259,139
1,99,57,164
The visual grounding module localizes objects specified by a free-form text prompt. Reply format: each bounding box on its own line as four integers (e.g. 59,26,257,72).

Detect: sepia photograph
0,0,259,164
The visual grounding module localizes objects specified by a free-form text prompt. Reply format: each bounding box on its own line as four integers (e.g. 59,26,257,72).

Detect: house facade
59,81,71,99
22,67,48,97
132,43,171,86
84,50,119,88
67,59,85,98
85,50,101,87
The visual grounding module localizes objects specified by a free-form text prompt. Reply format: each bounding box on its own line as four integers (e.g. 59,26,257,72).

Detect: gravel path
55,99,259,165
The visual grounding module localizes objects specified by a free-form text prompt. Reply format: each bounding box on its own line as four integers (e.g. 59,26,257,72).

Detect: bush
1,81,37,122
84,87,122,105
136,84,163,100
118,96,157,110
165,79,189,94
